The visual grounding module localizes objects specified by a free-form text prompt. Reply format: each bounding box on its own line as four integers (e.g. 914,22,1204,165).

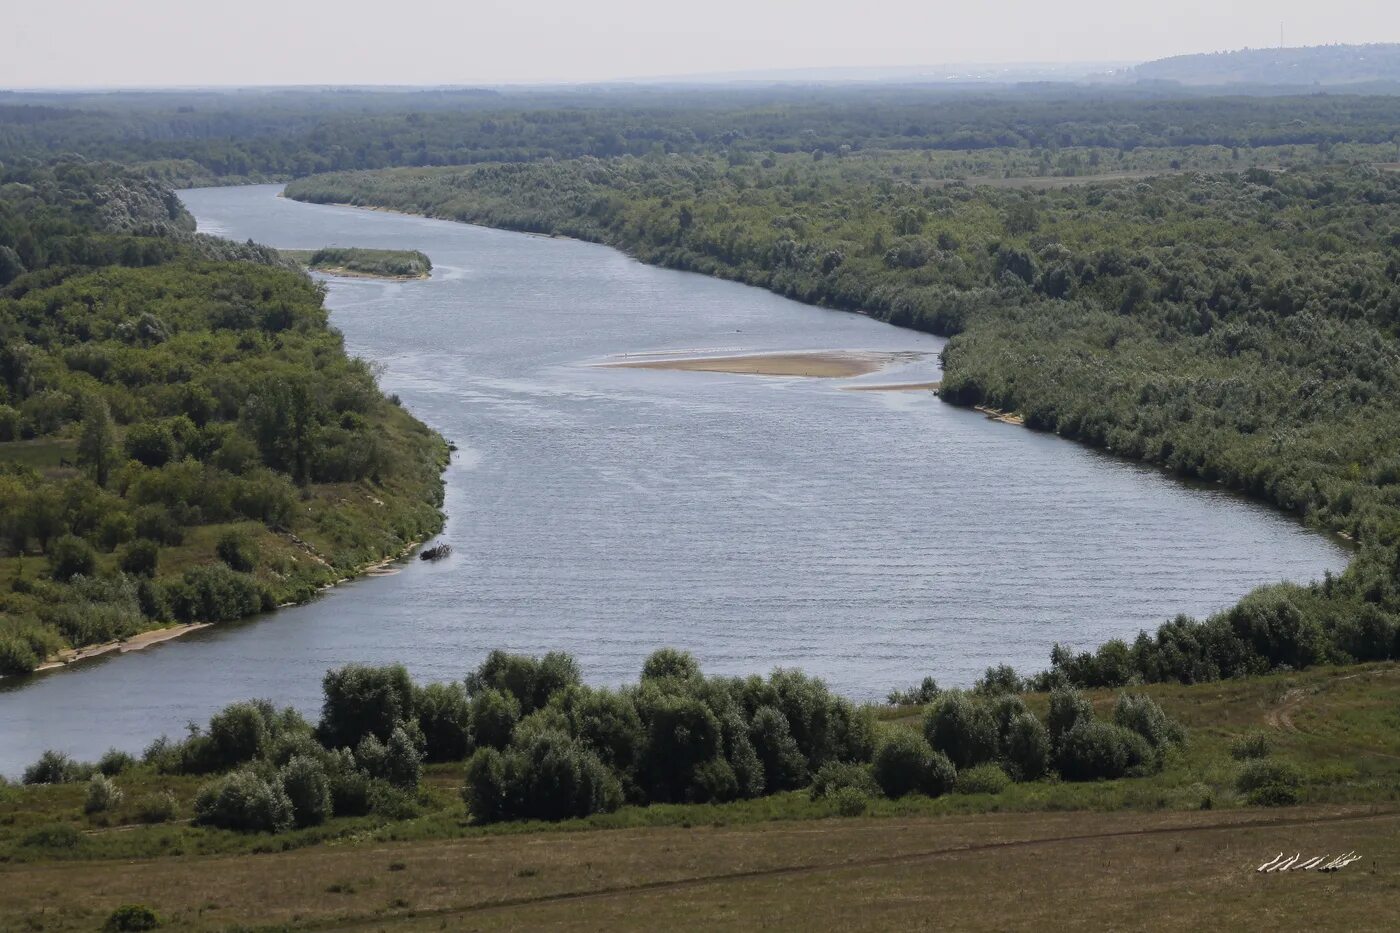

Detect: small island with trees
280,248,432,280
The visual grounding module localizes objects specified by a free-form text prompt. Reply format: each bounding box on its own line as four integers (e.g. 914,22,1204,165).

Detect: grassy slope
2,661,1397,929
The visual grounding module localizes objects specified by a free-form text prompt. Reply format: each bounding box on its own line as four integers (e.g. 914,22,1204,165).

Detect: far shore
598,349,927,378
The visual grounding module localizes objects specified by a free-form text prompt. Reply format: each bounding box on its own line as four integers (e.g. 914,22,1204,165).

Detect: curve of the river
0,185,1350,774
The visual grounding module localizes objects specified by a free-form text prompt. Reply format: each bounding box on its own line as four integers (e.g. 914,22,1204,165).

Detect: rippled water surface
0,185,1349,773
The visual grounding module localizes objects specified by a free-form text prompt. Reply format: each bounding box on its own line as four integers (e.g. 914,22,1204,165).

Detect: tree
871,731,955,799
318,664,415,749
923,692,999,770
76,396,118,487
49,534,96,582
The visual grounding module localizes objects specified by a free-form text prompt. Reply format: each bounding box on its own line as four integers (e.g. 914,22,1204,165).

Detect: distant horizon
3,44,1397,94
4,0,1397,89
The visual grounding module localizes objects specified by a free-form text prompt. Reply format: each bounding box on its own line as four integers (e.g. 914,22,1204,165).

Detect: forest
286,148,1400,689
3,86,1400,186
0,161,448,674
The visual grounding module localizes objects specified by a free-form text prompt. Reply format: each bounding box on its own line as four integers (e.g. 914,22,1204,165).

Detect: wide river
0,185,1350,774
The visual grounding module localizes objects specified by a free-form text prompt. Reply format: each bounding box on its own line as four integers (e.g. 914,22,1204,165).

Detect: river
0,185,1350,774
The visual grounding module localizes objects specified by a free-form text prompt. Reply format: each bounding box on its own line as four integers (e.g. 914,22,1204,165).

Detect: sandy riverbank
599,350,926,378
842,381,942,392
34,623,213,673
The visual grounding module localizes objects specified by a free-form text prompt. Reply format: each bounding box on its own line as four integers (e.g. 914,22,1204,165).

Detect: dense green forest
0,162,448,674
287,150,1400,688
3,87,1399,186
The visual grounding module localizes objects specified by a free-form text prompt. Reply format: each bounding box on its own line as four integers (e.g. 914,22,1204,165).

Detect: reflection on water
0,185,1349,774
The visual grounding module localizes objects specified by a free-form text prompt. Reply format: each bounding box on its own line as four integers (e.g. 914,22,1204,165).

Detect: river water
0,185,1350,774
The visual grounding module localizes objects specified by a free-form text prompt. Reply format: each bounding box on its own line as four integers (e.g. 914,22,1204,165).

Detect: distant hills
1124,43,1400,87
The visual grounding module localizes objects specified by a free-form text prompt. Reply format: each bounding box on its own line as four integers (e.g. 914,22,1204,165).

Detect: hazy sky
3,0,1398,88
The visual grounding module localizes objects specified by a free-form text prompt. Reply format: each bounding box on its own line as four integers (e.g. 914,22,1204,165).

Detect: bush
215,530,259,572
461,730,622,823
886,676,940,706
1230,732,1273,760
640,647,701,683
871,731,956,799
1112,693,1184,750
134,792,178,824
468,688,521,751
193,769,294,833
749,705,808,792
954,763,1011,795
1001,712,1051,781
973,664,1024,695
923,692,999,770
809,760,880,801
1236,759,1303,794
639,693,722,803
48,533,97,582
0,635,41,675
280,755,332,827
85,773,124,814
119,539,160,578
167,564,263,623
206,701,271,771
22,823,81,850
98,748,136,776
1246,783,1300,807
832,786,871,817
467,650,582,714
1046,687,1094,742
23,749,84,785
103,905,161,932
414,681,472,762
1055,721,1136,782
318,664,416,749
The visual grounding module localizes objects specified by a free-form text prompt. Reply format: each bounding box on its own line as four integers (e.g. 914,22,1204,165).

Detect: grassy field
2,662,1397,930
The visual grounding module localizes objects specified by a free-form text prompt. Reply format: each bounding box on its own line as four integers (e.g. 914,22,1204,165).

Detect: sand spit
599,350,926,378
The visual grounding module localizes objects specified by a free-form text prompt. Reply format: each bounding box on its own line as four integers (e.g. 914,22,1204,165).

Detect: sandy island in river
599,350,927,378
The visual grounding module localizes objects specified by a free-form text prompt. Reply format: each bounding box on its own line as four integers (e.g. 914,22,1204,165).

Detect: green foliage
118,538,160,577
284,247,432,278
1001,712,1051,781
215,530,258,573
48,533,96,582
1230,732,1273,760
1236,758,1304,794
133,792,177,824
468,688,522,751
640,647,701,683
279,755,332,828
414,682,472,762
872,731,956,799
193,769,294,833
1046,687,1095,742
808,760,880,801
467,650,582,714
886,676,940,706
461,730,622,824
103,905,161,932
84,773,124,814
831,786,871,816
1055,721,1140,782
317,664,416,750
923,691,1000,770
22,750,86,785
954,763,1012,795
97,749,136,776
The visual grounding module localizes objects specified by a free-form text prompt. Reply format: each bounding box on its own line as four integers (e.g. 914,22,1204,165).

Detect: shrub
414,681,472,762
1046,687,1094,742
1001,712,1051,781
215,530,259,572
973,664,1024,695
832,786,871,817
23,749,84,785
134,792,178,824
85,773,124,814
886,676,940,706
1113,693,1184,750
690,757,740,803
955,763,1011,795
871,731,956,799
206,701,271,771
0,636,40,675
49,533,97,582
809,760,880,801
1236,759,1303,794
168,564,263,623
1229,732,1273,760
98,748,136,776
327,756,374,817
318,664,416,749
1246,783,1300,807
923,692,999,769
119,539,160,578
461,730,622,823
280,755,332,827
639,693,722,802
469,687,521,750
640,647,701,683
749,705,808,792
467,650,581,714
1055,721,1136,781
193,769,294,833
22,824,81,850
103,905,161,932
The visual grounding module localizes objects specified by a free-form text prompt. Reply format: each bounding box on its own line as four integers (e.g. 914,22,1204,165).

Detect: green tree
76,396,118,487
